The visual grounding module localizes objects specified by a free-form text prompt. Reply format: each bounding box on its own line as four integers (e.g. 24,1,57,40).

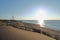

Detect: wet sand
0,25,55,40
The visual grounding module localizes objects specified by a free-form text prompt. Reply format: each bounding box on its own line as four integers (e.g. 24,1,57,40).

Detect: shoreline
0,25,55,40
0,20,60,40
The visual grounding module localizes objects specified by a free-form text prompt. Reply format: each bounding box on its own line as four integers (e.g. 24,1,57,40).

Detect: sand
0,25,55,40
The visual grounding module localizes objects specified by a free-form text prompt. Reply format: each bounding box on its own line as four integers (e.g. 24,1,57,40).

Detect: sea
18,20,60,31
44,20,60,31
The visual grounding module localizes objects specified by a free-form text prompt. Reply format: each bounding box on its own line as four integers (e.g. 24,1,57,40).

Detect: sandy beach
0,25,55,40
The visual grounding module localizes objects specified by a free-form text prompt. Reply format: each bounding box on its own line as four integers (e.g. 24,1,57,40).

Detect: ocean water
44,20,60,31
18,20,60,31
22,20,38,24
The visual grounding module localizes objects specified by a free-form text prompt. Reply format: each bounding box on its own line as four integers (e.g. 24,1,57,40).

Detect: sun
35,9,47,27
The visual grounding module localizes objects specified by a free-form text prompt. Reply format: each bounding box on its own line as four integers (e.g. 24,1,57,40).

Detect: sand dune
0,25,55,40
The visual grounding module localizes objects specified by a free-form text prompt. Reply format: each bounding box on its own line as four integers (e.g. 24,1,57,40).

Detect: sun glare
35,9,47,27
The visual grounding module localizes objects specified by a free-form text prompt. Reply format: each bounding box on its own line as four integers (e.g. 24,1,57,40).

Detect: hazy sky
0,0,60,20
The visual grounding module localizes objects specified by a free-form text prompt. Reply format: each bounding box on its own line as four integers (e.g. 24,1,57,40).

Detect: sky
0,0,60,20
